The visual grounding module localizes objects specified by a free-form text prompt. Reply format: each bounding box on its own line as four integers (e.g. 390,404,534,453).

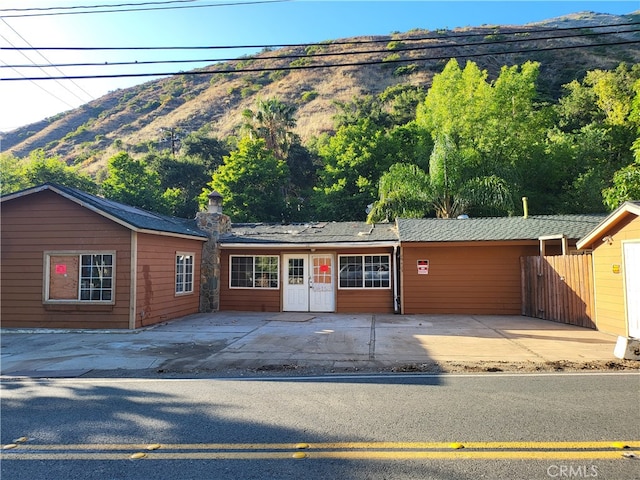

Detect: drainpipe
393,244,400,314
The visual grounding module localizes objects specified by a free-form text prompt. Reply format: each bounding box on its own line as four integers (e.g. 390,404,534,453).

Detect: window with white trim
176,253,194,294
338,254,390,289
46,252,115,302
230,255,279,288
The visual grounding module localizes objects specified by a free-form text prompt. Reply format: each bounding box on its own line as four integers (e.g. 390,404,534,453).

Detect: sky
1,0,638,132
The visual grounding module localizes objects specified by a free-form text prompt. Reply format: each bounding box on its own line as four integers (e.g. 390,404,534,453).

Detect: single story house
218,214,605,316
576,201,640,338
1,183,609,329
1,183,208,329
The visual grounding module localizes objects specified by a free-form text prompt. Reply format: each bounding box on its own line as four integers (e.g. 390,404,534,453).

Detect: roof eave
220,241,399,249
3,184,207,240
576,202,640,250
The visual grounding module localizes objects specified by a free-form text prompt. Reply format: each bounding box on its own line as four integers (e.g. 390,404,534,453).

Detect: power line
4,26,639,69
4,38,638,81
4,20,639,51
1,19,94,102
0,0,198,13
0,59,77,109
0,0,290,18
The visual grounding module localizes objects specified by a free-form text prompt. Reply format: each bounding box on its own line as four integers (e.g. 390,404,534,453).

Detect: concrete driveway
0,313,629,378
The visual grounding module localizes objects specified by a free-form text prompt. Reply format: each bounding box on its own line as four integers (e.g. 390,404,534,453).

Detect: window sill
44,303,114,312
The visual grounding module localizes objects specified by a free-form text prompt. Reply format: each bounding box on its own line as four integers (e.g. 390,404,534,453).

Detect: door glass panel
288,258,304,285
313,256,332,284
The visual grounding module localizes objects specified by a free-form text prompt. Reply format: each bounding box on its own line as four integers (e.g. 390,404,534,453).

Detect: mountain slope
3,10,639,174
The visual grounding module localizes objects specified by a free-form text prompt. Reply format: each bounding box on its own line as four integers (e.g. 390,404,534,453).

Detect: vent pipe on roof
522,197,529,219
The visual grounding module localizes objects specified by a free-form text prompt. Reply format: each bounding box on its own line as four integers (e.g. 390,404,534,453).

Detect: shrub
386,41,405,51
394,64,419,76
301,90,319,102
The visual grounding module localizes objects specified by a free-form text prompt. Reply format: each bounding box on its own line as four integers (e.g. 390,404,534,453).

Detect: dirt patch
389,360,639,374
75,358,639,379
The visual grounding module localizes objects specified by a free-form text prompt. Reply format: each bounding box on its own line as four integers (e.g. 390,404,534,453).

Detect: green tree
602,159,640,209
100,152,167,213
417,59,560,214
312,119,388,220
145,152,210,218
0,151,97,195
378,84,427,125
282,142,319,222
554,63,640,212
368,135,513,222
201,138,289,222
0,153,29,195
180,132,229,174
332,95,391,129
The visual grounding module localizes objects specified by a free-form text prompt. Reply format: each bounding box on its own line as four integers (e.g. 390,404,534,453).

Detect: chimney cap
208,190,223,200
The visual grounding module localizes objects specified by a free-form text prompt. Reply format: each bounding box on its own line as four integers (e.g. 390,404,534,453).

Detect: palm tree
242,98,297,160
367,135,514,222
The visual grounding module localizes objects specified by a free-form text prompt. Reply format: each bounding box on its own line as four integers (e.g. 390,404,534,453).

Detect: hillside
2,10,640,174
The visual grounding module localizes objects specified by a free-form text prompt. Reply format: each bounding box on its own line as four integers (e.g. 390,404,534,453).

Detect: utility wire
4,38,638,81
0,0,199,12
5,20,639,51
0,59,77,108
4,26,639,69
1,19,94,101
0,0,290,18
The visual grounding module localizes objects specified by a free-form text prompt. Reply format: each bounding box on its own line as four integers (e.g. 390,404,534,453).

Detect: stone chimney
196,191,231,313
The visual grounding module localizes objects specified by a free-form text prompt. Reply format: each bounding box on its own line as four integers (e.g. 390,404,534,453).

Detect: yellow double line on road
2,441,638,461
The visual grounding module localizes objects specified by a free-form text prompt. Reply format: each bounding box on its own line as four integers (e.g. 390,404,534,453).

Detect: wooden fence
520,254,595,328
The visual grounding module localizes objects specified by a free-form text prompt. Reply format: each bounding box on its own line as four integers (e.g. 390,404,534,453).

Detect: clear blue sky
1,0,638,132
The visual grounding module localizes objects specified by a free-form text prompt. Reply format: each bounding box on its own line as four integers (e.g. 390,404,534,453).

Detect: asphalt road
2,372,639,479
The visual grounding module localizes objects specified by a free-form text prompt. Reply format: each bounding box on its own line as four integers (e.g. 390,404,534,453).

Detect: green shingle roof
396,214,607,242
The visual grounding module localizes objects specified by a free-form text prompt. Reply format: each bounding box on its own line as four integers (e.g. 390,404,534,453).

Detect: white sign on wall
417,259,429,275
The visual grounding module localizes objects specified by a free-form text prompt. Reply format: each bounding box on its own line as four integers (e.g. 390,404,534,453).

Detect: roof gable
576,201,640,250
1,183,207,240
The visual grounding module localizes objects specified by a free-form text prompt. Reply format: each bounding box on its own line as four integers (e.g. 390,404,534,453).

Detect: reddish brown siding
220,249,281,312
335,248,394,314
219,247,396,313
1,190,132,328
591,215,640,336
401,241,539,315
135,233,203,327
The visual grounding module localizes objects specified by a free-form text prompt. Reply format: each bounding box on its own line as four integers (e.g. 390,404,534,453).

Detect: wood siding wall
521,255,595,328
335,248,395,314
220,249,281,312
219,248,395,313
401,242,540,315
1,191,132,329
591,215,640,336
135,233,203,328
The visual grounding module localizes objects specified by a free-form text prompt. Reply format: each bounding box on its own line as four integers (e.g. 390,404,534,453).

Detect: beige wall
591,215,640,336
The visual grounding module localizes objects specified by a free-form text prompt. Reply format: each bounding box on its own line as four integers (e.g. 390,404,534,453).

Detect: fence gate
520,255,595,328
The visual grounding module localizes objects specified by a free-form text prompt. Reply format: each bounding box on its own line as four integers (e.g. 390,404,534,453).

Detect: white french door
624,242,640,338
282,254,335,312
